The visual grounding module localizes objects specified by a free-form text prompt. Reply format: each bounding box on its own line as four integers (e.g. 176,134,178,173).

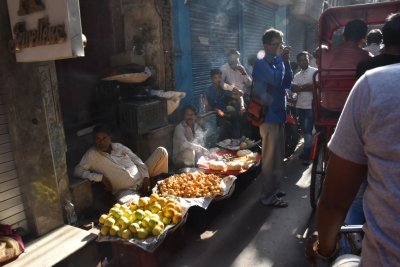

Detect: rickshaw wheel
310,138,326,209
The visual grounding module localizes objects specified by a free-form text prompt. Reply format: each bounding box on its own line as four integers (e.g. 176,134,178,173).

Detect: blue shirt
252,55,293,124
205,85,232,113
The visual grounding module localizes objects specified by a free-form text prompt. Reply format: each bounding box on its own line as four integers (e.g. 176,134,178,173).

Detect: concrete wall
122,0,174,90
0,2,68,236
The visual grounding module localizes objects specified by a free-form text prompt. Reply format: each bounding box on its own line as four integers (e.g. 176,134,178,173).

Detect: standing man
307,64,400,266
173,105,207,169
253,28,293,208
291,51,318,165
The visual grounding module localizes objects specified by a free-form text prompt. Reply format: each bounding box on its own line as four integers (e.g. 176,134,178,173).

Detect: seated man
74,124,168,204
320,19,371,118
205,69,243,139
220,49,252,97
173,105,207,169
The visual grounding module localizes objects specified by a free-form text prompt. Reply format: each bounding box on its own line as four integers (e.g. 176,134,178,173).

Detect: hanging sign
7,0,85,62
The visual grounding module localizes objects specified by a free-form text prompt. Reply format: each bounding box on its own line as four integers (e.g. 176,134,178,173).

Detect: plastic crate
119,99,168,135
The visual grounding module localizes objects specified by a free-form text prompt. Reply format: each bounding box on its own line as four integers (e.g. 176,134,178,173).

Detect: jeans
296,108,314,158
345,180,367,225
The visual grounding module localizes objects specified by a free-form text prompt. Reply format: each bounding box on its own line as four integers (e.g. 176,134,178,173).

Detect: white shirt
292,66,318,109
220,63,252,94
74,143,148,193
363,43,382,56
328,64,400,266
173,121,205,167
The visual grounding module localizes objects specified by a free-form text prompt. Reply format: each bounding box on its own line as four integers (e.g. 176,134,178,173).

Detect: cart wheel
310,139,326,209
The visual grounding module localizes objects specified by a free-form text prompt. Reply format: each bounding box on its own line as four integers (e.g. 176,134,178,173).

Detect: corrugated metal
189,0,240,106
242,0,276,69
0,99,29,231
287,15,307,65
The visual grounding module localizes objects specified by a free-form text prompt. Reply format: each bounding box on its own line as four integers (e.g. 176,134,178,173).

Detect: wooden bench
4,225,97,267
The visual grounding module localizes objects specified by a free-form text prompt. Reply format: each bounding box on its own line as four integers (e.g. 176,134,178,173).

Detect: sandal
275,191,286,198
261,196,288,208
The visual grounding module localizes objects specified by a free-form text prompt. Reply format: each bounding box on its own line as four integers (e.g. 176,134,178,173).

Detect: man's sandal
275,191,286,198
262,196,288,208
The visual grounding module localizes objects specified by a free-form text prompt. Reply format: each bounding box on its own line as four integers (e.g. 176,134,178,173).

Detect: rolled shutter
189,0,240,106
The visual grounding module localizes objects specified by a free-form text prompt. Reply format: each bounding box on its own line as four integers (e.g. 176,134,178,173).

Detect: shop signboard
6,0,85,62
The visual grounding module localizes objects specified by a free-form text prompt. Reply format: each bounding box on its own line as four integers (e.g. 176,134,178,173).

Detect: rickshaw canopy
319,1,400,45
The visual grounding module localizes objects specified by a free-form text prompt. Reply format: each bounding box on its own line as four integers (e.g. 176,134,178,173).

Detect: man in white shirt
291,51,317,164
220,49,252,97
173,105,207,169
309,64,400,267
74,124,168,204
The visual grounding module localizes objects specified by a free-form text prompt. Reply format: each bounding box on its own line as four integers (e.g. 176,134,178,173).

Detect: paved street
166,146,315,267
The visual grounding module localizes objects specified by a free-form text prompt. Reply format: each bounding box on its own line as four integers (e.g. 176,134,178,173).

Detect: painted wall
0,1,68,236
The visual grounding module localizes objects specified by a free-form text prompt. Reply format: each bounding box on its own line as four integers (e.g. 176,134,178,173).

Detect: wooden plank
0,115,7,124
0,124,8,134
0,195,24,212
0,143,12,154
0,204,25,220
0,179,20,193
4,225,97,267
0,211,26,225
0,134,10,145
0,161,15,173
0,169,18,183
0,187,21,201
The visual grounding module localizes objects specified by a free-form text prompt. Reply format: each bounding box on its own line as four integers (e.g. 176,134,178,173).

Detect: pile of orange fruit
158,172,224,198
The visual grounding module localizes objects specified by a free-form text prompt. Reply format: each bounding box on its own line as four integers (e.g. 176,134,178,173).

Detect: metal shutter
241,0,276,69
287,15,307,64
189,0,240,106
0,95,29,231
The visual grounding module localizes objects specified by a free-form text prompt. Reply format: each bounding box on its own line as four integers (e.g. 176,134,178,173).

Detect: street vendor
74,124,168,204
173,105,207,169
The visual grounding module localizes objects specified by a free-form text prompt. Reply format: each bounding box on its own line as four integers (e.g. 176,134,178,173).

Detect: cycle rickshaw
309,1,400,209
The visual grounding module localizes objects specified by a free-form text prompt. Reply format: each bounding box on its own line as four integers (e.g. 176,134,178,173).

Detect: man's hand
141,177,151,195
215,108,225,117
232,88,244,99
194,144,207,153
102,176,113,192
305,232,319,263
282,46,291,63
236,64,247,75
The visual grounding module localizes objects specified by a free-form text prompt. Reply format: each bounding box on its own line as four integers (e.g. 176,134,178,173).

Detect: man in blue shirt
253,28,293,208
206,69,243,139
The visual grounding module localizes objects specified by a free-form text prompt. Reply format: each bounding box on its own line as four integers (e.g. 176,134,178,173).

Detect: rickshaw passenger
356,13,400,79
346,12,400,226
363,29,383,56
320,19,371,118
